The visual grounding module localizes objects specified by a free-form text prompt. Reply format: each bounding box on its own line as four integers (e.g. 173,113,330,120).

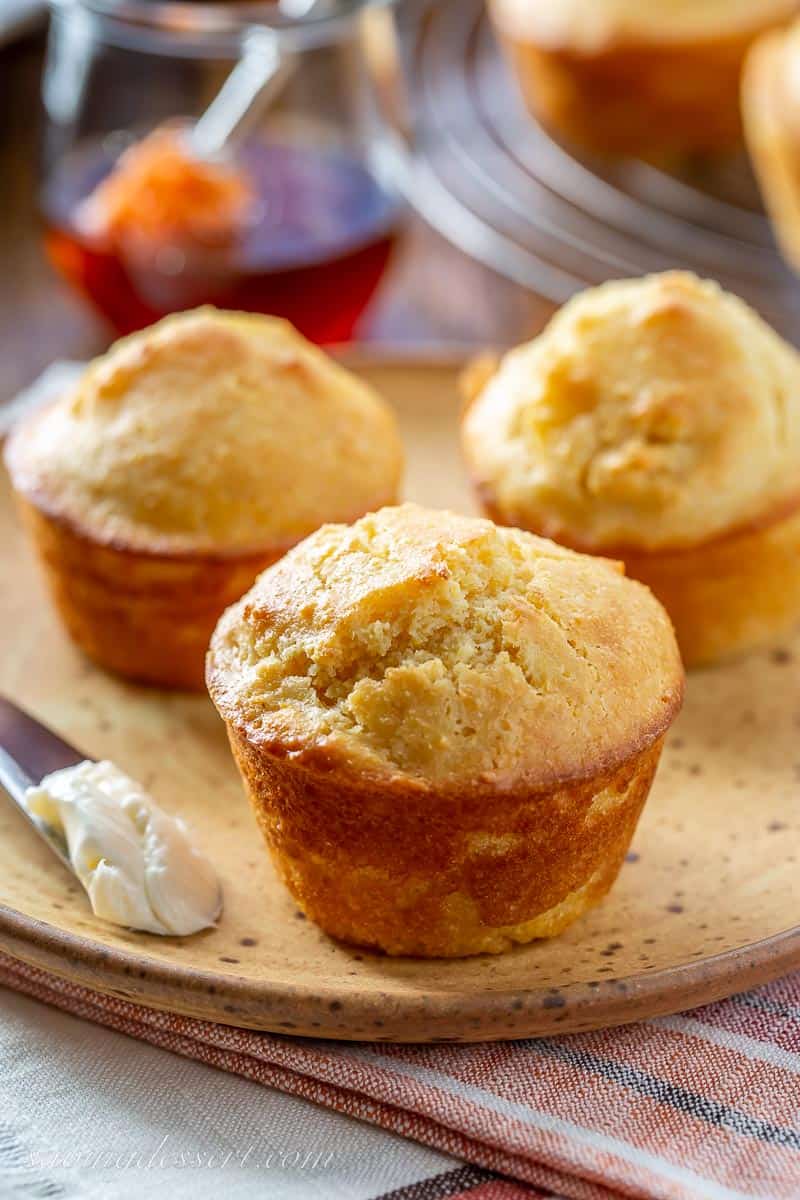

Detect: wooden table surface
0,33,553,404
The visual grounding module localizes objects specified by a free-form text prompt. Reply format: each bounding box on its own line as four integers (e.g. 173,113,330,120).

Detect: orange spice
78,125,254,248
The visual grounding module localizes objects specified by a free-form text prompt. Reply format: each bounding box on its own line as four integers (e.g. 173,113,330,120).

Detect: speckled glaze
2,358,800,1042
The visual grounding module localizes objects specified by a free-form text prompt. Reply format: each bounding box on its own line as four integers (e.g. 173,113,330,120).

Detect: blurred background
3,0,800,400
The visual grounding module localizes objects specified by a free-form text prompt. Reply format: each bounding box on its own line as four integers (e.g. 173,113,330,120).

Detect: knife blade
0,696,86,874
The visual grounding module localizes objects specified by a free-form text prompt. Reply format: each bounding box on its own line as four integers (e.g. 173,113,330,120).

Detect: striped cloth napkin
1,949,798,1200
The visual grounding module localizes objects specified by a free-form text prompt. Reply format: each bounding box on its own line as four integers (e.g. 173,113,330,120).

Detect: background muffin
461,272,800,667
743,19,800,273
491,0,799,159
208,503,682,957
5,308,403,689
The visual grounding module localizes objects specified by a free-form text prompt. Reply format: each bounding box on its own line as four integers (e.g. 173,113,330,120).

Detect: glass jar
40,0,409,342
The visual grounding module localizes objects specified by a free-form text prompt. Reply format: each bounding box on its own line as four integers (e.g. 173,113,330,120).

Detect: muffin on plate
490,0,799,159
461,271,800,668
5,309,403,689
207,503,682,957
743,18,800,273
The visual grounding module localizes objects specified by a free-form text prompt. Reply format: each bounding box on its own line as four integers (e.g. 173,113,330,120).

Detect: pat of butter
24,760,221,936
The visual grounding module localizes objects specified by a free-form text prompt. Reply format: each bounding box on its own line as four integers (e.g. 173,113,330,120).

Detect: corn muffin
5,309,403,689
207,503,683,957
491,0,798,159
743,19,800,274
461,271,800,667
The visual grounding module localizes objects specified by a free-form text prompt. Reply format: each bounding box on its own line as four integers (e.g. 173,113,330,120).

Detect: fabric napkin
1,948,799,1200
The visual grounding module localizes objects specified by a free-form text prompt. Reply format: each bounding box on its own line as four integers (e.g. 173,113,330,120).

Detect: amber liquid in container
43,140,401,342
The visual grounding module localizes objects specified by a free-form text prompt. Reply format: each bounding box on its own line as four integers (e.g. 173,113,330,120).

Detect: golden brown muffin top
461,272,800,553
491,0,798,51
208,504,682,789
6,309,403,555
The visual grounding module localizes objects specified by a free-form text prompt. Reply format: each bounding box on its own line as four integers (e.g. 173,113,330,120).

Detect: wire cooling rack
402,0,800,339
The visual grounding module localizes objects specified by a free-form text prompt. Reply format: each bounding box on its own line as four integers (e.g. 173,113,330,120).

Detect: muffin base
225,725,665,957
622,504,800,669
477,494,800,669
16,496,283,690
496,29,763,159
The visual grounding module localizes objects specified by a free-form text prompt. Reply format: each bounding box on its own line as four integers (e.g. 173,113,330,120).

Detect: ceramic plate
2,357,799,1041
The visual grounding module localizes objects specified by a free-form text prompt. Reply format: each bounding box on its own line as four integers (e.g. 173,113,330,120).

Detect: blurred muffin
5,309,403,689
461,271,800,667
491,0,798,159
743,18,800,272
207,503,682,957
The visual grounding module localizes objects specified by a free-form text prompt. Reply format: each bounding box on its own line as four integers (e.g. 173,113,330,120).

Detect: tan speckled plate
2,356,800,1043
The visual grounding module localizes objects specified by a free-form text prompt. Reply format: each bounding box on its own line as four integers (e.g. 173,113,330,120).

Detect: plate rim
3,899,800,1041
